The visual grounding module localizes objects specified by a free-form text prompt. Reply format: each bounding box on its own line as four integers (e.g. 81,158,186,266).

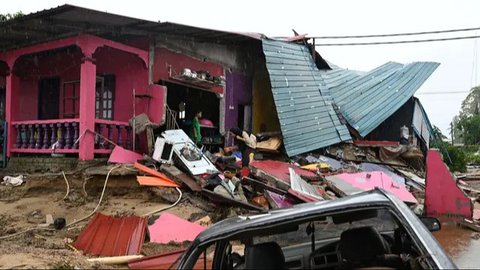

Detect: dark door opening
164,82,219,129
38,77,60,120
162,81,222,150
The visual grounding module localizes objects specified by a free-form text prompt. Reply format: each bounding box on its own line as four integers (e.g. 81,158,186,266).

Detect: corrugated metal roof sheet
74,213,147,257
323,61,439,137
262,39,352,157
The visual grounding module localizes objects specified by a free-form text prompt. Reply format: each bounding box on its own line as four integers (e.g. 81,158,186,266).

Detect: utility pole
450,122,454,144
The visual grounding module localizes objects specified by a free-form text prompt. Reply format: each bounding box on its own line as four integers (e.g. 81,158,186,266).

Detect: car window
253,208,397,248
186,242,216,270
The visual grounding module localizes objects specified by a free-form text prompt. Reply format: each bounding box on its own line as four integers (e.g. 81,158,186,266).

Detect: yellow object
301,163,331,171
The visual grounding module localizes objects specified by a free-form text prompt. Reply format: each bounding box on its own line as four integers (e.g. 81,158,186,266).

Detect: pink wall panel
14,50,82,120
95,47,149,122
18,79,37,120
153,47,223,94
148,84,166,125
12,47,149,122
425,149,473,220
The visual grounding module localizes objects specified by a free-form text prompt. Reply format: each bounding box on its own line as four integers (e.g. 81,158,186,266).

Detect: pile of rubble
3,129,478,268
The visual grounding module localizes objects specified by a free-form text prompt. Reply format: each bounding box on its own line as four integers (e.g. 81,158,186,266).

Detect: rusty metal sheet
128,248,210,269
128,249,186,269
74,213,147,257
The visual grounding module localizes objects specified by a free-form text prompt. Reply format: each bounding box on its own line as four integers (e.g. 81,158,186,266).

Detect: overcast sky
3,0,480,137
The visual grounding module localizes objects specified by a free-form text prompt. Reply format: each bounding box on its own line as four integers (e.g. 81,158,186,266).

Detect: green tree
444,143,467,172
451,86,480,143
430,125,447,148
457,115,480,145
0,12,24,22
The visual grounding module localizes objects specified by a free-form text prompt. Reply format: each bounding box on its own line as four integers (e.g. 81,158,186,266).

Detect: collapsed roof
262,39,438,157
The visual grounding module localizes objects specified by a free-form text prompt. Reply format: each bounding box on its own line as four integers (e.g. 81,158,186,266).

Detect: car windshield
254,208,397,248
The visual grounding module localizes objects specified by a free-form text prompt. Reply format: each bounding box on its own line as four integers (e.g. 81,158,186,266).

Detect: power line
314,35,480,46
311,26,480,39
416,91,470,95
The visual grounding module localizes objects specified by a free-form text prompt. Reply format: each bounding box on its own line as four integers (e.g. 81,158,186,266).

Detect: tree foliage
0,12,24,22
458,115,480,145
452,86,480,144
444,143,467,172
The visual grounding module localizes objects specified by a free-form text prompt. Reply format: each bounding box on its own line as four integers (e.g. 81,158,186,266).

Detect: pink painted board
474,209,480,221
333,171,417,204
108,146,143,164
265,190,295,208
250,160,316,183
425,150,473,220
149,213,205,244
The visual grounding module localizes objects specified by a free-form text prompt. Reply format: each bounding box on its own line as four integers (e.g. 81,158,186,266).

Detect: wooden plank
201,189,265,212
160,164,202,192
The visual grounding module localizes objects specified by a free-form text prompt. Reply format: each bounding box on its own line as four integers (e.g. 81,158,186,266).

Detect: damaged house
0,5,263,165
0,4,439,167
260,39,438,157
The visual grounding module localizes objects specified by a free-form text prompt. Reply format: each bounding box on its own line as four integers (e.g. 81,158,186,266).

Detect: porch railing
94,119,132,153
10,119,131,154
11,119,81,153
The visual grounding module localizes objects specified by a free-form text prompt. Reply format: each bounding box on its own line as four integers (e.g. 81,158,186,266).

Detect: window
63,80,80,118
96,75,115,119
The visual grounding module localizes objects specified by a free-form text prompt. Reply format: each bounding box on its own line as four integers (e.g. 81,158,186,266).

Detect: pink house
0,5,259,162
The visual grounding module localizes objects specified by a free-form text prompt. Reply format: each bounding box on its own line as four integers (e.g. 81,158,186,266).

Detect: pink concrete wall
13,49,82,120
11,46,150,122
95,47,149,122
425,149,473,220
148,84,166,124
153,48,224,94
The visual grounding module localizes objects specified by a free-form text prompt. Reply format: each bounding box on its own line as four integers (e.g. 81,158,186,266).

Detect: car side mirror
420,216,441,232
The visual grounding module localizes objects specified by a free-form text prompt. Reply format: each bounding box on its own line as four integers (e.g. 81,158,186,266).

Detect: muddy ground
0,173,232,269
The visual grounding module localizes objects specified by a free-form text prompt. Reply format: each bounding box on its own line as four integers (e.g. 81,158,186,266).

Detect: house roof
0,4,261,52
324,61,439,137
262,39,352,157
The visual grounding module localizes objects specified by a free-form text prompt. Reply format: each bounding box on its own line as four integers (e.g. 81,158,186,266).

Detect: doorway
38,77,60,120
163,81,222,150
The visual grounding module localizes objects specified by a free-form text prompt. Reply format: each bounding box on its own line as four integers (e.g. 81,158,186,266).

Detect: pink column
78,57,96,160
5,72,20,157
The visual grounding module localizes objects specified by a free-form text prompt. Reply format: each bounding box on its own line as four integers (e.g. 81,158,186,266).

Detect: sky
3,0,480,137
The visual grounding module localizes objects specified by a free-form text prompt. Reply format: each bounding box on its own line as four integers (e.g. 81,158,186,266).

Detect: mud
0,175,206,269
434,223,480,268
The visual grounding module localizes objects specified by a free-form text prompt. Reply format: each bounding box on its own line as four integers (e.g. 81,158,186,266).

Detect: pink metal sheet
250,160,316,184
74,213,147,257
425,149,473,220
265,190,295,208
474,209,480,221
149,213,205,244
108,145,143,164
330,171,417,204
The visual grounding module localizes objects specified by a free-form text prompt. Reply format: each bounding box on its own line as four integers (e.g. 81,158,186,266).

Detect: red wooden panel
425,149,473,220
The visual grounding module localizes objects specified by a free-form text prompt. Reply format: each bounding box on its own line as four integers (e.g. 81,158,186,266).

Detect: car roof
194,189,393,245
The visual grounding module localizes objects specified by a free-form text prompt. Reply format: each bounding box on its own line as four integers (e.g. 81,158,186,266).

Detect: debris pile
2,128,478,269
